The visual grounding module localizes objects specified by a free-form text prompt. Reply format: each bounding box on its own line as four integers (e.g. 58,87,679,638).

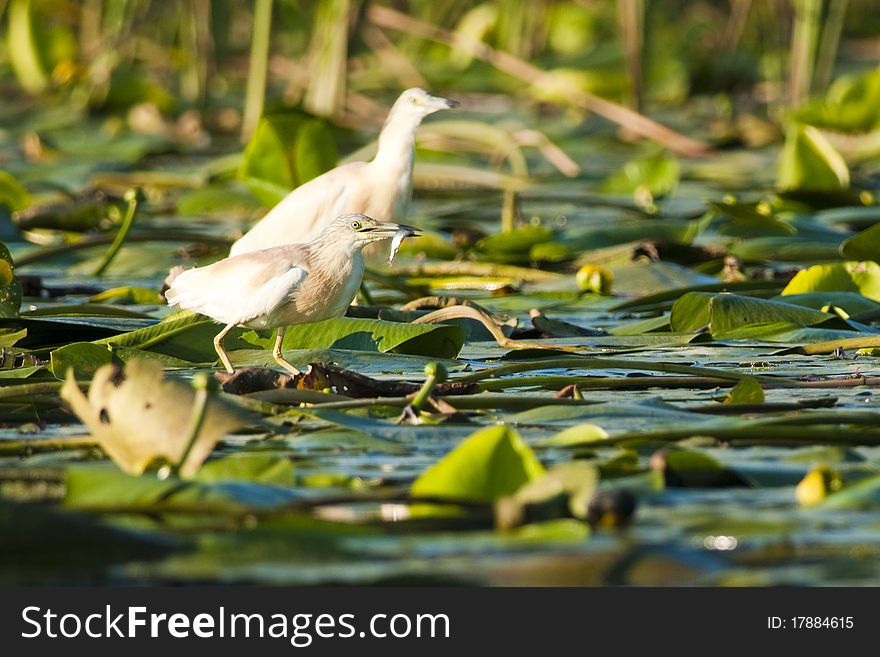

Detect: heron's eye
350,220,361,230
409,97,418,105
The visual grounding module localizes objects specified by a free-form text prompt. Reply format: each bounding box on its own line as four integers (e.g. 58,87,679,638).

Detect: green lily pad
245,317,466,359
725,376,764,405
840,223,880,263
0,242,22,319
777,124,849,192
411,425,545,503
239,112,338,207
0,171,31,212
670,291,861,340
781,262,880,302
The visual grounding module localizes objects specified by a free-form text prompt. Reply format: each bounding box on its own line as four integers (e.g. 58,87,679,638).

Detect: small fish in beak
388,225,419,265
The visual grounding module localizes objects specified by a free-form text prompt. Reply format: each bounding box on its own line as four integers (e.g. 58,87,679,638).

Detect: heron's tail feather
164,266,209,309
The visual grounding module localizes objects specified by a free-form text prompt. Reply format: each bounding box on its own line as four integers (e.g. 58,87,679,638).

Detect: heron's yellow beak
367,221,420,240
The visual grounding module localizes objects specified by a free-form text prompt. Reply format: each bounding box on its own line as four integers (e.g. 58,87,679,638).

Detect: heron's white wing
166,248,309,325
230,162,369,255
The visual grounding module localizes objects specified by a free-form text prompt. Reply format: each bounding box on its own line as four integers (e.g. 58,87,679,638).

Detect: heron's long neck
309,240,364,281
371,112,420,179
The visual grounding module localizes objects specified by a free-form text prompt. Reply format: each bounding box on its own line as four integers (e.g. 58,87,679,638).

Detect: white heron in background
166,214,418,375
230,88,458,256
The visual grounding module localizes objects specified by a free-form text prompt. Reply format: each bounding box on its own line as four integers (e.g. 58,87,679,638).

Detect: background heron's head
321,213,419,249
387,88,459,124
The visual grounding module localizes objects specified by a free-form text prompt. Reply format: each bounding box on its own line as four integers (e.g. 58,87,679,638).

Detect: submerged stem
92,188,139,277
173,373,215,477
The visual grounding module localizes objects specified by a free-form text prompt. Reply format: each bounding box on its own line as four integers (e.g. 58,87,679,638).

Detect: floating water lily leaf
239,112,338,207
195,454,296,486
50,342,114,378
539,423,609,447
0,242,22,319
91,311,253,363
245,317,465,359
652,449,751,488
0,171,31,212
102,311,460,366
90,286,165,305
773,292,880,316
60,359,252,477
776,125,849,192
411,425,545,503
530,241,571,262
475,225,555,255
840,224,880,263
729,236,843,262
669,292,856,340
603,150,680,199
724,377,764,405
49,341,192,378
63,465,300,512
781,262,880,302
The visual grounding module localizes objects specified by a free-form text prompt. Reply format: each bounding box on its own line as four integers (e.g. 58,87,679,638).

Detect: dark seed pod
587,489,637,529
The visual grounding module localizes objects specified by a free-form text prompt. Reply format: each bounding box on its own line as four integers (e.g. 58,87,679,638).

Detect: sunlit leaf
475,225,555,255
724,377,765,405
6,0,50,94
539,423,609,447
0,171,31,212
0,242,22,319
603,151,680,199
777,124,849,192
792,66,880,133
781,261,880,302
411,425,545,503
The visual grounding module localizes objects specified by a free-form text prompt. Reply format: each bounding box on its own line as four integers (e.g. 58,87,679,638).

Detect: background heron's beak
429,95,459,111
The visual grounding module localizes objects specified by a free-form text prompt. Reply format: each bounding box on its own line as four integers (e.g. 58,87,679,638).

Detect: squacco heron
165,214,417,375
230,88,457,256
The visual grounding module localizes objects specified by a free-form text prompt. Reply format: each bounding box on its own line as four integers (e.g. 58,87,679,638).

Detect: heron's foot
271,328,300,376
273,354,301,377
213,323,237,374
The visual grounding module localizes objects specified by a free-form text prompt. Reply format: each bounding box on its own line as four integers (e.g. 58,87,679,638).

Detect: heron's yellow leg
213,323,237,374
272,327,301,376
